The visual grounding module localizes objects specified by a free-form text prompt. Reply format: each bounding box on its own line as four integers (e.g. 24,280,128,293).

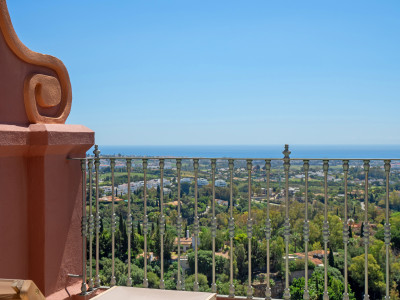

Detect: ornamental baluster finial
283,144,291,171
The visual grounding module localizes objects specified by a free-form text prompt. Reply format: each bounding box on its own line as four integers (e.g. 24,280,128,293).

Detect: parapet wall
0,0,94,296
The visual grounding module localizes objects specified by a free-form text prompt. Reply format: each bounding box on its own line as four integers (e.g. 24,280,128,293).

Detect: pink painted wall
0,124,94,296
0,1,94,295
0,144,29,278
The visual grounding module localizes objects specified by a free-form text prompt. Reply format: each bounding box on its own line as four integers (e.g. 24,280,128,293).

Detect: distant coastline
88,145,400,159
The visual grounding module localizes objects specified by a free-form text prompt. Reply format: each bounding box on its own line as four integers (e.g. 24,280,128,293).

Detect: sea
88,145,400,159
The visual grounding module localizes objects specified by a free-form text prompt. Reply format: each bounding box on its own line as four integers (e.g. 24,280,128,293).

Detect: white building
216,199,228,206
215,179,227,187
197,178,209,186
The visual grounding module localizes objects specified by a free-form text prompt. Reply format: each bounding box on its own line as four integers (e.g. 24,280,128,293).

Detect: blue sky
7,1,400,145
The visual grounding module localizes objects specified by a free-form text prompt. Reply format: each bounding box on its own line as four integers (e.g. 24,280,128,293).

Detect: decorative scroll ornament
363,223,370,245
342,223,349,244
95,214,101,234
0,0,72,124
384,223,391,246
143,215,149,235
265,219,271,240
284,217,291,242
322,221,329,243
247,218,253,238
176,215,182,235
126,215,133,234
303,220,310,242
211,216,217,238
193,216,199,235
228,217,235,239
81,215,87,238
159,215,166,234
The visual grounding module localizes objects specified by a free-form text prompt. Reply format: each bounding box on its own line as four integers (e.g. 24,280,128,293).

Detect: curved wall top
0,0,72,125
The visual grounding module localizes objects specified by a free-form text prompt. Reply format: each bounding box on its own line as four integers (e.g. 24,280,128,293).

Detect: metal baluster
193,159,200,291
88,159,94,290
211,159,217,293
159,159,165,289
126,159,133,286
342,160,350,300
94,146,101,288
176,159,183,290
283,145,291,300
110,159,116,286
384,160,391,300
143,159,149,288
81,159,88,294
363,160,370,300
322,160,329,300
265,160,272,300
228,159,235,298
303,160,310,300
247,159,253,299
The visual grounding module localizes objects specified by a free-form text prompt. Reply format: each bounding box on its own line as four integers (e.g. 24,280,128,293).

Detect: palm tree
292,232,301,253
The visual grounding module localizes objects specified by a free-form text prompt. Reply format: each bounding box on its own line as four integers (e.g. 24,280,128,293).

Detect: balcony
1,1,400,300
69,144,400,300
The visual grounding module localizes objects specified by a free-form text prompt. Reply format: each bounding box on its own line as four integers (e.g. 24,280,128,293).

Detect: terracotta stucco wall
0,125,94,296
0,1,94,295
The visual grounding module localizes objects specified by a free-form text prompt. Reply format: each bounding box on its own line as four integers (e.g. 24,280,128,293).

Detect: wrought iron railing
75,145,397,299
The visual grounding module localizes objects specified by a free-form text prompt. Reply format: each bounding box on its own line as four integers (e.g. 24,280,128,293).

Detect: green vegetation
290,267,356,300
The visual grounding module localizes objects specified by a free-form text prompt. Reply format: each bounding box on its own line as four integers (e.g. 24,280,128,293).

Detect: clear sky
7,1,400,145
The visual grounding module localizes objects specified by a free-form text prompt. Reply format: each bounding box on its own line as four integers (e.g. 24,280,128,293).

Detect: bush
185,274,209,292
289,258,315,271
147,272,160,288
132,264,144,286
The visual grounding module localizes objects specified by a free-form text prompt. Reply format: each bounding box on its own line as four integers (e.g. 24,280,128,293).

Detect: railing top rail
69,156,400,161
